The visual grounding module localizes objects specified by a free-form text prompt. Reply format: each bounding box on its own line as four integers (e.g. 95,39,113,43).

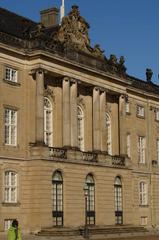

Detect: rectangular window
126,133,131,157
125,101,130,114
4,171,17,203
4,219,14,231
137,105,145,117
139,182,148,206
5,67,17,83
157,139,159,164
138,136,145,163
4,108,17,146
155,110,159,121
140,216,148,226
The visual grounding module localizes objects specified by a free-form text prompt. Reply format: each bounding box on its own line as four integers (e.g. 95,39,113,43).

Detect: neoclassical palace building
0,4,159,235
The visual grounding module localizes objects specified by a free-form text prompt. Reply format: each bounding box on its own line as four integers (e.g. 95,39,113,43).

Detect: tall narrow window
126,133,131,158
106,113,112,155
157,139,159,164
114,176,123,224
138,136,145,163
77,105,84,151
52,171,63,226
4,171,17,203
5,108,17,146
85,174,95,225
44,97,53,147
139,181,148,206
125,101,130,114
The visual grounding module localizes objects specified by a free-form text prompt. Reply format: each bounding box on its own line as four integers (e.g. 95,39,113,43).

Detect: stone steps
38,225,148,237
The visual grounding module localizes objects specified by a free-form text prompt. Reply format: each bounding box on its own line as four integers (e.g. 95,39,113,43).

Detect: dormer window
5,67,17,83
137,105,145,118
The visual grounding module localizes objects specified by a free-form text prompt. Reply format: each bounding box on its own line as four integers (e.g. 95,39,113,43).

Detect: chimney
40,7,59,28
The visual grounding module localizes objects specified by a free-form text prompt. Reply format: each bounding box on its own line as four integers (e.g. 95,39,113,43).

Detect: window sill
136,115,145,119
139,204,149,208
2,202,21,207
126,112,131,116
3,79,21,86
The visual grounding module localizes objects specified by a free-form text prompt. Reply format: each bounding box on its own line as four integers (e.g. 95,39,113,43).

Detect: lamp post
83,185,89,239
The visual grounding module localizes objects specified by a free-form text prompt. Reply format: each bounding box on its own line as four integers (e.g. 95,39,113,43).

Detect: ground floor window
85,174,95,225
52,171,63,226
114,176,123,224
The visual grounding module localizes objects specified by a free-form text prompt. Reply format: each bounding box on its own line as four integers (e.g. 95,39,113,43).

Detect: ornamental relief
77,97,86,110
44,87,55,103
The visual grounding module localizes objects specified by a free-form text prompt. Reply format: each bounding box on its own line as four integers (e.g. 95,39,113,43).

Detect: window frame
136,105,145,118
44,97,53,147
106,113,112,155
138,136,145,164
4,108,17,146
126,133,131,158
4,171,18,203
139,181,148,206
5,66,18,83
155,109,159,121
77,105,84,151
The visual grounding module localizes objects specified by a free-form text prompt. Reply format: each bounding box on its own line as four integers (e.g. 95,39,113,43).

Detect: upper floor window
44,97,53,147
139,181,148,206
157,139,159,164
125,101,130,114
77,105,84,151
138,136,145,164
5,108,17,146
136,105,145,118
106,113,112,155
126,133,131,158
4,171,17,203
5,67,17,83
155,110,159,121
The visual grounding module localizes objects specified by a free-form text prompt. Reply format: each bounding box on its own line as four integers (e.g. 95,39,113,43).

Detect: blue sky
1,0,159,83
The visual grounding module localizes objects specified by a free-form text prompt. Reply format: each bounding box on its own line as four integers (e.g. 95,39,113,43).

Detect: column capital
29,68,48,76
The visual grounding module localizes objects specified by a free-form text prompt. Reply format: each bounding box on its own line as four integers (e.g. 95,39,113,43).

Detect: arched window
114,176,123,224
85,174,95,225
77,105,84,151
139,181,148,206
52,171,63,226
106,113,112,155
44,97,53,147
4,171,17,203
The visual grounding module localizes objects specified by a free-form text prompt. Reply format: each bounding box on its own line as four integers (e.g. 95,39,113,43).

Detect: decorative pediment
53,5,105,60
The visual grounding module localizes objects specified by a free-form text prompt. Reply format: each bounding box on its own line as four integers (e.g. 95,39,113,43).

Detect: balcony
48,147,130,168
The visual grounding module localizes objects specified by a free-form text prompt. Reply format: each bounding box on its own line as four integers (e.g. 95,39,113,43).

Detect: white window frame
137,105,145,117
139,181,148,206
44,97,53,147
155,110,159,121
138,136,145,164
4,108,17,146
77,105,84,151
5,67,17,83
126,133,131,158
106,113,112,155
125,101,130,114
157,139,159,164
4,219,14,231
4,171,18,203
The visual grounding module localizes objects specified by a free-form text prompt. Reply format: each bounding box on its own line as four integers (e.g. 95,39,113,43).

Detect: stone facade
0,4,159,235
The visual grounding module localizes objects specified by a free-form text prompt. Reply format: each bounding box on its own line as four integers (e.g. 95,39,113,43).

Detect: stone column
70,79,78,148
62,77,71,147
36,68,45,144
93,87,100,151
100,90,107,152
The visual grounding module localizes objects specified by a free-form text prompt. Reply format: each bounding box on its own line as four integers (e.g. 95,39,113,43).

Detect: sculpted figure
146,68,153,82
